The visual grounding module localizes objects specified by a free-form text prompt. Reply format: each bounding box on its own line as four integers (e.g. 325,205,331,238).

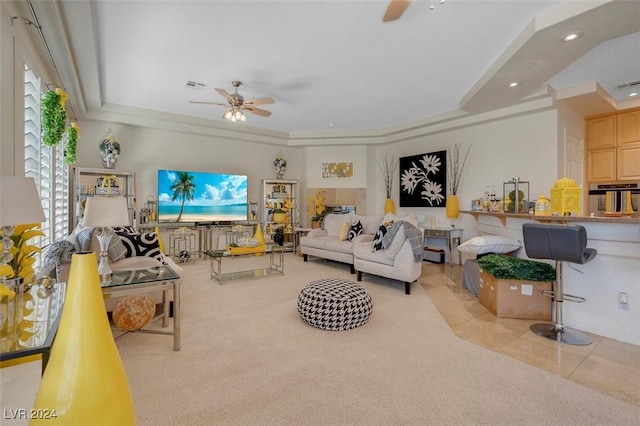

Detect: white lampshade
83,196,130,227
0,176,46,226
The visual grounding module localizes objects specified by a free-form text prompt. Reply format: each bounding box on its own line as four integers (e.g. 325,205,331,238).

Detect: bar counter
461,210,640,226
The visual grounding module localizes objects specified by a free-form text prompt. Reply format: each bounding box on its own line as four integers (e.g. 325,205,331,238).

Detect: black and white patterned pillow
112,226,137,234
116,232,164,262
346,220,363,241
371,220,394,252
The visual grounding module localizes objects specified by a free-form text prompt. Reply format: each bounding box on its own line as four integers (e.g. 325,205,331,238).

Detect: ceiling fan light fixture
224,108,247,122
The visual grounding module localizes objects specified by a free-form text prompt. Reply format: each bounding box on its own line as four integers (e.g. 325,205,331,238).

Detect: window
24,64,69,261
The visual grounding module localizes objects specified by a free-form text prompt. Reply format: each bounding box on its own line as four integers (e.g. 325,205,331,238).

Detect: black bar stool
522,223,597,345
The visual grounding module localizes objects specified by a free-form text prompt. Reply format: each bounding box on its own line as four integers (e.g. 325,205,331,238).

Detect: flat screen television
157,169,248,223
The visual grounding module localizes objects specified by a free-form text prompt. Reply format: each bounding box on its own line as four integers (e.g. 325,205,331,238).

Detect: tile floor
419,262,640,406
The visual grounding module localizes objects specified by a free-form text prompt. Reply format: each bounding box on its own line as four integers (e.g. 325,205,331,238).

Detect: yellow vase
384,198,395,214
30,252,136,426
273,212,286,224
445,194,459,219
253,223,266,256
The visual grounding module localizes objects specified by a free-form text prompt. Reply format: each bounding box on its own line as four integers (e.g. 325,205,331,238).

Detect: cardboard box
479,270,552,320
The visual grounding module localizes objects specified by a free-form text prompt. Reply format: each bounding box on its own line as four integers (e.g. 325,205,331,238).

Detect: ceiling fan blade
242,106,272,117
189,101,228,106
383,0,412,22
243,97,275,106
215,88,232,102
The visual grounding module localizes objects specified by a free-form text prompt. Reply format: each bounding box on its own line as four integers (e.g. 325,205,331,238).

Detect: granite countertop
460,210,640,225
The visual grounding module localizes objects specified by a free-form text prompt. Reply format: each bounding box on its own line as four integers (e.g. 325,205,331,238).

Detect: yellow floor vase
30,252,136,425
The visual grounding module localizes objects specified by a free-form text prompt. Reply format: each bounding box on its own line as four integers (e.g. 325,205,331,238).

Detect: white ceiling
50,0,640,136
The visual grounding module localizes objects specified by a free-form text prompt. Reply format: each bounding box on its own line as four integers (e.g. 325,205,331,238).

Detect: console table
423,227,463,265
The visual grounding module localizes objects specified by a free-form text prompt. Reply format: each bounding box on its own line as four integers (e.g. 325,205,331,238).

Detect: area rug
116,255,640,425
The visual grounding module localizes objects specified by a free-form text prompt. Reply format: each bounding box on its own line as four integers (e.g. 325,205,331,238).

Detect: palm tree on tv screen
170,171,196,222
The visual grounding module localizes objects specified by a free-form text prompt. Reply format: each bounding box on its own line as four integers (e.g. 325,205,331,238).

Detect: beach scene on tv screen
158,170,248,222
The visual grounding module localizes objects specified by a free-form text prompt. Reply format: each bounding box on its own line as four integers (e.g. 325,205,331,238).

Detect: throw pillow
457,235,521,255
76,226,127,262
346,220,363,241
338,221,350,241
112,226,137,234
323,213,352,238
116,231,164,262
372,220,394,252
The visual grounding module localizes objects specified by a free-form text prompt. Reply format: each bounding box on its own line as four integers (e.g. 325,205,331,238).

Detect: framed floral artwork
399,151,447,207
322,162,354,179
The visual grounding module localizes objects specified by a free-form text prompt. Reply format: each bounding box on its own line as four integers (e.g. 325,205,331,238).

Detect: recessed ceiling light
562,31,583,42
328,123,336,127
630,92,639,97
509,82,519,87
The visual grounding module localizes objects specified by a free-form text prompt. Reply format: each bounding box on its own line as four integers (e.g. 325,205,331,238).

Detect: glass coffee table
204,245,287,282
103,265,181,351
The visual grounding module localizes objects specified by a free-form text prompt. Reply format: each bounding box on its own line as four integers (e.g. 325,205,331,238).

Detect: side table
423,227,463,265
170,229,196,263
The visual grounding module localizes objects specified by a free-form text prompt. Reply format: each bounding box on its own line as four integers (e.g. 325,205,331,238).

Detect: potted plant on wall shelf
446,143,472,218
377,155,398,214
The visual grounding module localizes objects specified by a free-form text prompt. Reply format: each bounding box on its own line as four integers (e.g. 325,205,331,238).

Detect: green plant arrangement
41,88,68,147
477,254,555,282
64,122,79,165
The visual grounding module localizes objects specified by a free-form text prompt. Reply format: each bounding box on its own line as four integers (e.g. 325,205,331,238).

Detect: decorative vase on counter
30,252,136,425
445,194,460,219
384,198,395,214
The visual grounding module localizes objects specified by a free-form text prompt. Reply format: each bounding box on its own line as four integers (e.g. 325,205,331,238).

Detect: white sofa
353,218,424,295
300,213,383,273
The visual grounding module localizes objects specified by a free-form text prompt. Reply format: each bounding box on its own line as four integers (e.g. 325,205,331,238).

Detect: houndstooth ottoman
297,278,373,331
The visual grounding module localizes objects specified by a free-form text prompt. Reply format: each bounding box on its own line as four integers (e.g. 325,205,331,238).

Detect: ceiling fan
190,80,275,122
383,0,445,22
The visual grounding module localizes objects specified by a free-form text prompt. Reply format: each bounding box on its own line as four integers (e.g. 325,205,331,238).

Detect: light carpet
116,254,640,425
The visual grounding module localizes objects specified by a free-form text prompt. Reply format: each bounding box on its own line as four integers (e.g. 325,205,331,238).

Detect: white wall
304,145,368,188
375,110,559,237
76,120,305,209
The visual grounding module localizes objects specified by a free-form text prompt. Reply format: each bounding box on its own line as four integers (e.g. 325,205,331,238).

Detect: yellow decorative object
226,244,266,255
384,198,395,214
112,295,155,331
623,191,634,216
253,223,266,256
1,223,44,283
550,178,581,216
154,226,165,253
445,194,459,218
30,252,136,425
272,211,287,224
534,194,551,216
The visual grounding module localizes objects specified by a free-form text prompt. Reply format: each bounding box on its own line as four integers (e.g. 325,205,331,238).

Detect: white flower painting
399,151,447,207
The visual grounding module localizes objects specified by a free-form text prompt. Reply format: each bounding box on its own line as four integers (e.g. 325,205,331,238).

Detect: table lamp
82,196,130,284
0,176,46,275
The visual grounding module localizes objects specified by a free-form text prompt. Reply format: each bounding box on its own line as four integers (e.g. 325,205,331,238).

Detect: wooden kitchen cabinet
617,110,640,147
588,149,616,182
618,146,640,180
587,108,640,182
587,115,616,149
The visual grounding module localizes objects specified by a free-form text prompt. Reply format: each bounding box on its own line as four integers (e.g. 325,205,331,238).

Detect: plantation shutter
23,64,70,259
